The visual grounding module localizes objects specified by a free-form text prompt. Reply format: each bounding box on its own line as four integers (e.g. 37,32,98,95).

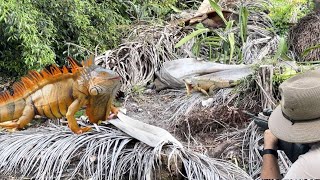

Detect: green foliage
30,0,131,65
273,36,288,61
175,27,210,48
175,2,247,64
239,6,249,44
123,0,178,22
267,0,312,35
0,0,56,75
273,66,298,86
0,0,191,75
208,0,227,24
0,0,131,75
75,109,85,118
131,85,146,95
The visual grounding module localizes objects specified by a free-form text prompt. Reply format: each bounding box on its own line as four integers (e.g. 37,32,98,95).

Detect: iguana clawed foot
74,126,92,134
0,120,20,132
0,120,19,128
107,105,119,119
0,121,29,132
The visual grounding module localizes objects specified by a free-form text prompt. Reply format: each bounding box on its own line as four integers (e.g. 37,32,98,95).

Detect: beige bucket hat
268,69,320,143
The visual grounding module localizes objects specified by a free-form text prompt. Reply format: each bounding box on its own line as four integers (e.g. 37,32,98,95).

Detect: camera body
245,110,310,162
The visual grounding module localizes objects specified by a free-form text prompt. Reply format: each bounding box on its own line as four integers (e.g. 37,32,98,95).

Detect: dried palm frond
0,124,251,179
165,90,204,125
215,127,248,168
95,25,193,92
288,12,320,61
92,1,278,93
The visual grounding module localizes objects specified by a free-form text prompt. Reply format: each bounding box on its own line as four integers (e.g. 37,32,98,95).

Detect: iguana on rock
0,57,121,134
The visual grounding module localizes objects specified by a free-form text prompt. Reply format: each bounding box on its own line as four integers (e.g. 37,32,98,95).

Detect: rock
201,98,214,107
144,89,154,94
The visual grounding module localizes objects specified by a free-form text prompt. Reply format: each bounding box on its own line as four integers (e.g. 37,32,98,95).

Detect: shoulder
284,145,320,179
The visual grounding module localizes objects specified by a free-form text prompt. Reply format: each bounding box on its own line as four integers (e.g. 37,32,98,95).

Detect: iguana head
88,67,121,96
85,66,121,123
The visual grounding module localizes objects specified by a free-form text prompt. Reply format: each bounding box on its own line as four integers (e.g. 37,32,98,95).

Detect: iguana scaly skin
184,78,237,96
184,66,252,96
0,57,121,134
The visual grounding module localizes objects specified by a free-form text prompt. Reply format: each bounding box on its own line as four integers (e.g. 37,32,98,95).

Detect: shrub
0,0,130,75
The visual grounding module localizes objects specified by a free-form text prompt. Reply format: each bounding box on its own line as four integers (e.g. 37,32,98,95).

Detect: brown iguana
184,78,238,96
184,66,252,96
0,57,121,134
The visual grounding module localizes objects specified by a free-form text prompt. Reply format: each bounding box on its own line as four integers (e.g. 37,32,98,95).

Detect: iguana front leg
66,99,91,134
185,82,193,96
195,86,210,96
208,85,217,95
106,98,118,119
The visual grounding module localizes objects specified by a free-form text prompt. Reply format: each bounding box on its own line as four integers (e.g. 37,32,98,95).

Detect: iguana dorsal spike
0,57,84,105
81,55,94,67
62,66,69,74
67,57,82,73
49,64,62,76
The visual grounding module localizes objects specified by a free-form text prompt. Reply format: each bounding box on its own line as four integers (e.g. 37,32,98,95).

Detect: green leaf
302,44,320,57
169,5,181,13
214,31,227,42
208,0,227,25
195,23,206,30
239,6,249,44
192,40,201,56
225,20,234,30
175,28,209,48
228,32,235,63
273,36,287,61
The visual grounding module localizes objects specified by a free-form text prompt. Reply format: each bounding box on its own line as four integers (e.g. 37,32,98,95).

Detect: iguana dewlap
184,66,252,96
0,57,121,134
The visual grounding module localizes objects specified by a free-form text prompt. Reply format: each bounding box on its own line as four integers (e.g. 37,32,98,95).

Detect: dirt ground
122,87,252,166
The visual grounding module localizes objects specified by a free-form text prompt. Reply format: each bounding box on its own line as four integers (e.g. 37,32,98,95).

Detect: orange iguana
0,57,121,134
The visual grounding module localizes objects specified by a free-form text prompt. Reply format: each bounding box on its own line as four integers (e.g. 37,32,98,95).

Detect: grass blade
175,28,209,48
302,44,320,57
228,32,235,63
273,36,287,61
239,6,249,44
208,0,227,25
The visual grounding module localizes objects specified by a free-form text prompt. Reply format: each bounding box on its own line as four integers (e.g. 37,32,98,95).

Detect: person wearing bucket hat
261,69,320,179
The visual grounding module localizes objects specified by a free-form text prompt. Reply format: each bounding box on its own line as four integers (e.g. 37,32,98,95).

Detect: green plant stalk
228,32,235,63
239,6,249,45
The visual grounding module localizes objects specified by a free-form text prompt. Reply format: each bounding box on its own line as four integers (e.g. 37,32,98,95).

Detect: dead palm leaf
0,123,251,179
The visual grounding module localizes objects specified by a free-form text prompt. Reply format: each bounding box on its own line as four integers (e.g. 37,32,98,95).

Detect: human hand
264,129,278,150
